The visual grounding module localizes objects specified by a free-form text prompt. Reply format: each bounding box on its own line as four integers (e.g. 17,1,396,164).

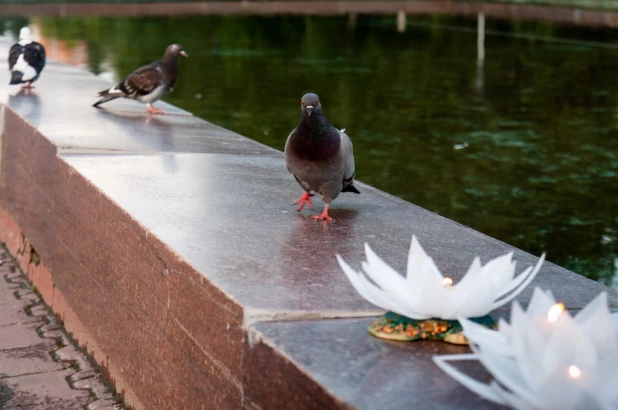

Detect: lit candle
568,365,581,379
547,302,565,323
433,289,618,410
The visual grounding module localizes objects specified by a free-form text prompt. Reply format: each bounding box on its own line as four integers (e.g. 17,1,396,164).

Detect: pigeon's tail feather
342,184,361,194
96,88,114,97
9,71,23,85
93,90,119,107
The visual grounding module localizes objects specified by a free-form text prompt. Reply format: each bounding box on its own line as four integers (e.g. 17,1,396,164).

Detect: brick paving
0,246,123,409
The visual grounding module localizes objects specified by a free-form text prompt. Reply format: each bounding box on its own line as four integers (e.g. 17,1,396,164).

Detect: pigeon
8,27,46,89
93,44,187,114
284,93,360,221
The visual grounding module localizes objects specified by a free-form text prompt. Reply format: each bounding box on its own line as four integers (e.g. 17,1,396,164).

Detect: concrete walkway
0,245,122,409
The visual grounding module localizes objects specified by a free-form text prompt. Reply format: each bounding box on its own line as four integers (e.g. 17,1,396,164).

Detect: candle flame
568,365,581,379
547,303,565,323
442,277,453,287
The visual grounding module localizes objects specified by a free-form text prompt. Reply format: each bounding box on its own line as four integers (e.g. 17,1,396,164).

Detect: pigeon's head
19,27,32,41
165,44,188,59
301,93,321,118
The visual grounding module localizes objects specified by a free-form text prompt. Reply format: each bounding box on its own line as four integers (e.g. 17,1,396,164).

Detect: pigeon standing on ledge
284,93,360,222
93,44,188,114
8,27,46,89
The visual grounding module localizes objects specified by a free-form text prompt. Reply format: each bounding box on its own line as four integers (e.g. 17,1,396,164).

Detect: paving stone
0,322,49,351
0,343,65,377
87,397,122,410
0,277,19,292
0,369,92,410
0,290,39,326
55,345,90,373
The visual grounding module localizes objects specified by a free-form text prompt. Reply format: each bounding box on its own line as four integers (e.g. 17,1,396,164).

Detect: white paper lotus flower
433,288,618,409
336,236,545,320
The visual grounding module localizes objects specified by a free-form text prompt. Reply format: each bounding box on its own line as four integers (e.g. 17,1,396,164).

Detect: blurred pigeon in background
8,27,46,89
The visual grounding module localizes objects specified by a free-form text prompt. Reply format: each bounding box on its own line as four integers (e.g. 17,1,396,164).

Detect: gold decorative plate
369,312,496,345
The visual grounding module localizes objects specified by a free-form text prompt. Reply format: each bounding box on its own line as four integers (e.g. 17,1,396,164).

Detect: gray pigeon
93,44,187,114
284,93,360,221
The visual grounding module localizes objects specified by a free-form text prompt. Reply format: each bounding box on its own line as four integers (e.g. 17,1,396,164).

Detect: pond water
2,14,617,287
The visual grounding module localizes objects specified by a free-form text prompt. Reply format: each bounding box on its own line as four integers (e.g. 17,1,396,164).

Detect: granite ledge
59,152,618,318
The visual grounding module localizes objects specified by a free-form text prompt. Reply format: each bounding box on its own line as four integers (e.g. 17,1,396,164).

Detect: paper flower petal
338,238,545,320
437,288,618,410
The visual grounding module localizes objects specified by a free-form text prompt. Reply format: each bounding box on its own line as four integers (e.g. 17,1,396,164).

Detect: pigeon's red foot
294,192,314,212
146,104,165,114
21,82,33,89
310,206,334,222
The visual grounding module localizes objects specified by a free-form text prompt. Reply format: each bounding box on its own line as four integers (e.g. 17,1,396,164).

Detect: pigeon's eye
316,101,319,105
301,101,305,106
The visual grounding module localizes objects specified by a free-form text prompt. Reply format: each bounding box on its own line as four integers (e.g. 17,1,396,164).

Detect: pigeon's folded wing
28,42,45,61
24,42,45,72
8,44,22,71
339,130,358,192
120,66,161,97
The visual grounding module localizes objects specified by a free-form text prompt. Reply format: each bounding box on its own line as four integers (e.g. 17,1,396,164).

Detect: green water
3,14,617,287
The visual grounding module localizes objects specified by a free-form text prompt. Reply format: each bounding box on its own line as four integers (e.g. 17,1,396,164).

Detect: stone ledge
1,37,616,410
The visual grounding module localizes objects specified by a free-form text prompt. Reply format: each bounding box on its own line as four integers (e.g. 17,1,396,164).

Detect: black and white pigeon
8,27,46,89
93,44,188,114
284,93,360,221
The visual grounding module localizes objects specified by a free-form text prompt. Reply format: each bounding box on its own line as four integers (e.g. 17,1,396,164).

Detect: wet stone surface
61,153,618,318
0,37,277,157
247,317,503,410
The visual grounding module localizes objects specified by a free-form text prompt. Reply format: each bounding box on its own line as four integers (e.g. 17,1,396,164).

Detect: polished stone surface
0,38,276,157
247,317,502,409
61,153,618,318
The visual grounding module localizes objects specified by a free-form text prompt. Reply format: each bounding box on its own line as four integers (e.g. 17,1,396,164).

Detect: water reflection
3,14,617,287
7,88,42,121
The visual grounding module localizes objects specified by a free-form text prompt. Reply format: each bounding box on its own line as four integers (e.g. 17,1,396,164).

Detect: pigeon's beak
180,51,188,58
306,105,313,117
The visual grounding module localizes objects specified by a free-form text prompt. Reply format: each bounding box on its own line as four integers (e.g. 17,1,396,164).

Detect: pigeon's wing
284,128,310,190
339,129,357,191
24,42,45,73
8,44,22,71
117,63,162,98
